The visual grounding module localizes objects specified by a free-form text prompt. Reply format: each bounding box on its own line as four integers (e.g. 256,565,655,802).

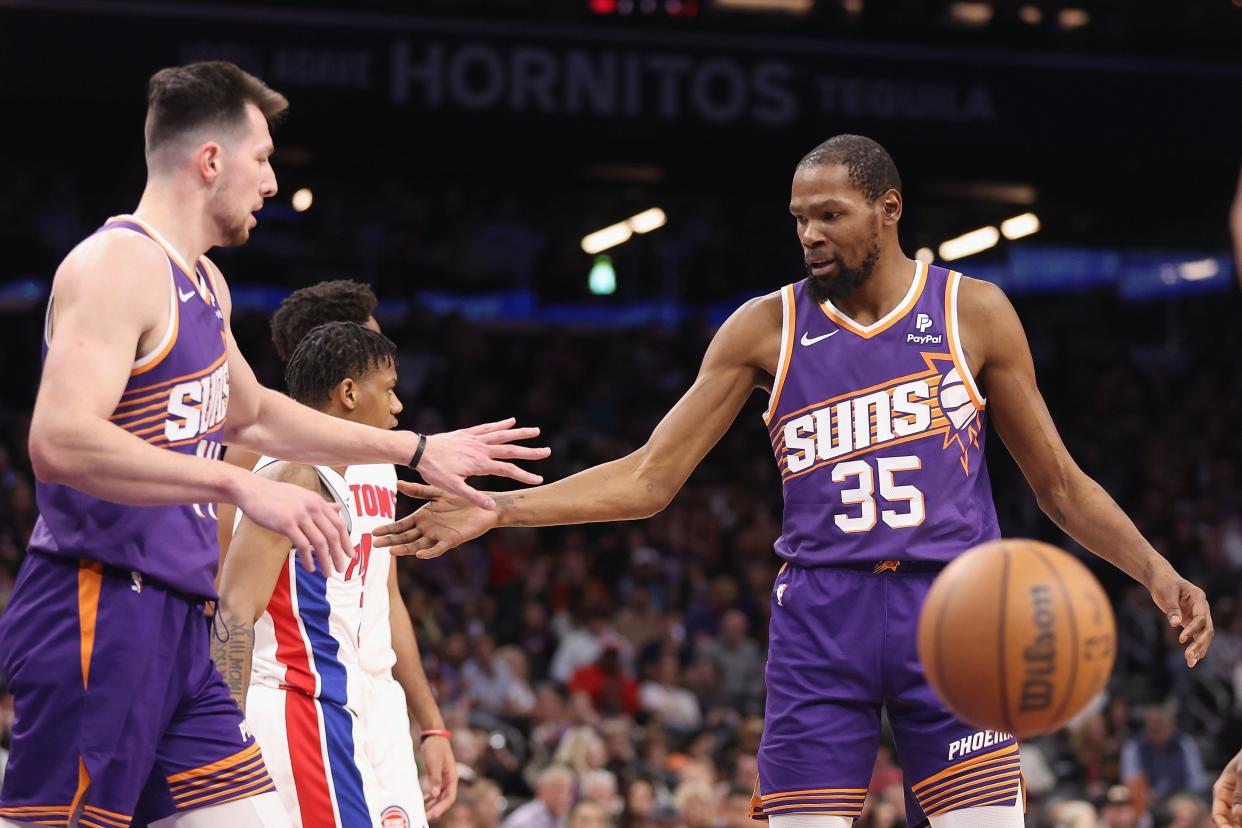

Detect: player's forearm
30,412,246,506
494,449,671,528
211,603,256,712
226,388,418,467
389,583,444,729
1039,471,1177,588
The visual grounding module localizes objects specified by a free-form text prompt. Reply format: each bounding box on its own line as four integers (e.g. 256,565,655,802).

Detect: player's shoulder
57,228,168,290
256,460,330,497
729,289,785,330
954,273,1014,321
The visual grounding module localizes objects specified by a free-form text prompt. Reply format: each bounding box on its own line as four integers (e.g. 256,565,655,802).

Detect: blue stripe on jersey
293,564,349,706
320,699,371,826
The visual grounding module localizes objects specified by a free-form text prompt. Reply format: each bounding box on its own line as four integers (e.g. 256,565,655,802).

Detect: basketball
917,539,1116,739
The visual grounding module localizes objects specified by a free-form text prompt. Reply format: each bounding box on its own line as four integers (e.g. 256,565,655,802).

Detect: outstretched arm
206,260,549,510
961,277,1212,667
374,293,782,557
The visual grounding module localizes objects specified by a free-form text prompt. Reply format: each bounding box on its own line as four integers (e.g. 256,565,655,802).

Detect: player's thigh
928,796,1024,828
362,678,429,828
247,685,383,828
149,791,291,828
0,554,180,827
757,566,885,820
137,620,277,825
885,574,1021,826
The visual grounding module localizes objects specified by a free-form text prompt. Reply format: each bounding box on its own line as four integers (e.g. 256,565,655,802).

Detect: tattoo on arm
211,610,256,711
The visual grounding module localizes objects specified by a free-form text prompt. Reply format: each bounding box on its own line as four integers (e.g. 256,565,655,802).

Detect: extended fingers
486,460,543,485
476,426,542,445
459,417,517,436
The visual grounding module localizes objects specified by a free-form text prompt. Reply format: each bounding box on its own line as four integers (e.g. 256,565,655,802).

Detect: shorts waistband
811,560,946,575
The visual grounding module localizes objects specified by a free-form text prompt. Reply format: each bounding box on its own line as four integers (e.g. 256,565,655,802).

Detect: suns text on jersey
165,362,230,442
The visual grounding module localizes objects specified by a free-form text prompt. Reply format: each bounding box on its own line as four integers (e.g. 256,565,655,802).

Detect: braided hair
285,322,396,406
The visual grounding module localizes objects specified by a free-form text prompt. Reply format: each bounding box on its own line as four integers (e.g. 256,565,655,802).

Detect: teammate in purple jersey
371,135,1214,828
0,62,547,828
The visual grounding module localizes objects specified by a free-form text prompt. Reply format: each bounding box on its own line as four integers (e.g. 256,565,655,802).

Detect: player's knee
149,792,292,828
768,813,853,828
928,797,1024,828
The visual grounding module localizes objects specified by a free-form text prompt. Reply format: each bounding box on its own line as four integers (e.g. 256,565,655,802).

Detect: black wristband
409,433,428,469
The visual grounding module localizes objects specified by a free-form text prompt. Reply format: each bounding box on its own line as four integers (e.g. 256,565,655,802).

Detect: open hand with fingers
1214,747,1242,828
1147,568,1213,668
413,418,549,510
372,482,498,558
235,472,355,575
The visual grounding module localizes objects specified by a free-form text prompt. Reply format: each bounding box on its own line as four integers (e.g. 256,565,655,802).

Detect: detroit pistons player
216,322,444,828
375,135,1214,828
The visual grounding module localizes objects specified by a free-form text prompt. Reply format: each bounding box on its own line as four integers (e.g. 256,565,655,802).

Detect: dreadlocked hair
270,280,378,362
285,322,396,406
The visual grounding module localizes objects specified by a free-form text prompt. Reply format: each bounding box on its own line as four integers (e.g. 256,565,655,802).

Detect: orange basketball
917,539,1116,738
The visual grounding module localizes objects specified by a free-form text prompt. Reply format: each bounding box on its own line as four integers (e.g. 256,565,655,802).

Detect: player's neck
131,182,215,267
829,247,917,325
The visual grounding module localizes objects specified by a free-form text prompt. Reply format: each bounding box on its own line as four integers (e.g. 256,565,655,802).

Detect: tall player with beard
375,135,1214,828
0,62,545,828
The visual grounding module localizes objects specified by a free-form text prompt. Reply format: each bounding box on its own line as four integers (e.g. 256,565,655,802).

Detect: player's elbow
28,419,75,484
1032,464,1083,525
632,451,678,518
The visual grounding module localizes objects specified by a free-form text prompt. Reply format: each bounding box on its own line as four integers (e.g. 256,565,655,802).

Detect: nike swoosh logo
800,330,839,346
178,287,197,303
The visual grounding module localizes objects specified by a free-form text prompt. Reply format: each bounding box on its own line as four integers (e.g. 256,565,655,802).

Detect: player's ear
336,378,358,412
879,189,902,225
197,142,223,183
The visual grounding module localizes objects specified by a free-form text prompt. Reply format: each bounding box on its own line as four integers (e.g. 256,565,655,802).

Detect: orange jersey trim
167,744,261,784
912,744,1019,794
77,561,103,688
120,352,227,400
130,289,180,378
763,285,797,426
944,271,985,410
818,260,927,339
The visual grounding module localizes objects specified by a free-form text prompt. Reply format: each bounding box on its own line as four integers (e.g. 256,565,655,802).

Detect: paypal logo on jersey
906,313,942,345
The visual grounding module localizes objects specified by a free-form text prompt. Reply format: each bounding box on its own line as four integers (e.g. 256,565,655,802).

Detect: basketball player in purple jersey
373,135,1214,828
0,62,546,828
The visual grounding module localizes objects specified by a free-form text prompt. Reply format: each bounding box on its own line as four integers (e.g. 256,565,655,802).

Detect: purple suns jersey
28,215,229,599
764,261,1000,566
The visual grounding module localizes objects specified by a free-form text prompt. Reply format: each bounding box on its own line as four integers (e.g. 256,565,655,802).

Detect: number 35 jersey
764,261,1001,566
246,460,400,709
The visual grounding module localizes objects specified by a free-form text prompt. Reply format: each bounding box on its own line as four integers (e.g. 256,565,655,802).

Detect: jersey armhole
762,284,797,425
945,271,986,409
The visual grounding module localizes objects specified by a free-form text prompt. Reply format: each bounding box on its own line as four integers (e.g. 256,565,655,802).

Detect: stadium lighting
948,2,993,26
581,208,667,254
582,221,633,255
939,226,1000,261
915,247,935,264
629,208,667,234
1058,7,1089,29
1000,212,1040,240
589,255,618,295
714,0,814,13
292,188,314,212
1177,259,1220,282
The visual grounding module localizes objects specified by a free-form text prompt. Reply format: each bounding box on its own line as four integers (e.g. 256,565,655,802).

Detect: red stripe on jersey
285,692,337,828
268,560,316,696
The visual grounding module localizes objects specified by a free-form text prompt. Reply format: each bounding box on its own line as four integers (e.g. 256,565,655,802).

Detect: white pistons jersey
247,460,400,708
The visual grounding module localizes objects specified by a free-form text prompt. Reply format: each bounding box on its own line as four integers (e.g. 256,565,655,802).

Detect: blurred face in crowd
722,792,753,828
1143,708,1173,746
569,800,610,828
437,801,479,828
720,610,748,646
626,780,655,819
790,161,896,305
540,772,575,817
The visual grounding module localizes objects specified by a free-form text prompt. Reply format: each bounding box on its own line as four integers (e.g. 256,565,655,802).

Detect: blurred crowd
0,164,1240,828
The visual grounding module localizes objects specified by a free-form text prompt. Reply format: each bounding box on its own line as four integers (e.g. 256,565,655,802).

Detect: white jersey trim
947,270,986,409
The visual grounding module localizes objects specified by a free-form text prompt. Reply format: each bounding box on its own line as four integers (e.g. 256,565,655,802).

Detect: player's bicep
966,281,1079,498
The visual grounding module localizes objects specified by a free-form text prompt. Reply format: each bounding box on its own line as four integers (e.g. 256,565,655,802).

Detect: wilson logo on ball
1019,584,1056,713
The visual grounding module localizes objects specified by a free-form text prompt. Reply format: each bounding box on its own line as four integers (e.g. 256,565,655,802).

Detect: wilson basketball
917,539,1116,738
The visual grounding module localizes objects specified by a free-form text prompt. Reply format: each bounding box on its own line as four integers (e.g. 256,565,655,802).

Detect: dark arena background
0,2,1240,827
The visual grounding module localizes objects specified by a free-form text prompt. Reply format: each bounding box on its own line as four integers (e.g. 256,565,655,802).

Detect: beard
805,238,880,305
207,188,253,248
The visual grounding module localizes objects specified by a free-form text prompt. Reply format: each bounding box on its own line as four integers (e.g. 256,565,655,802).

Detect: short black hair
145,61,287,160
270,280,378,362
797,134,902,202
285,322,396,407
